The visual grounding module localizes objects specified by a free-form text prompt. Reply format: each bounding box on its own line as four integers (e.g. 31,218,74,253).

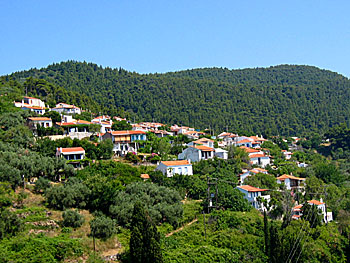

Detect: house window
178,167,182,174
184,167,188,174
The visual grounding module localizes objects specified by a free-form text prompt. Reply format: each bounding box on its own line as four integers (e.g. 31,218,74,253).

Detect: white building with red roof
240,146,271,167
102,130,147,156
51,103,81,115
178,145,215,162
292,200,333,223
236,185,270,211
27,117,52,129
277,174,305,191
15,96,47,115
56,147,85,160
156,160,193,177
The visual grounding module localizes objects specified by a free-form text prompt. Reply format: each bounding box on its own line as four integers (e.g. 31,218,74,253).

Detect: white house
214,148,228,159
236,185,270,211
156,160,193,177
282,150,293,160
178,145,215,162
188,138,214,148
51,103,81,115
249,153,271,167
15,96,46,115
102,130,147,156
292,200,333,223
91,116,112,133
56,147,85,160
277,174,305,191
27,117,52,129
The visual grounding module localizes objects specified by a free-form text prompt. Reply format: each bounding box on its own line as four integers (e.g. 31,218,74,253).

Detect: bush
34,177,51,194
90,214,116,241
109,182,183,228
62,210,85,228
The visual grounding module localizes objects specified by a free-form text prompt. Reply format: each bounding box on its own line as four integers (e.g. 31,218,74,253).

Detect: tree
264,211,269,258
62,209,85,228
90,214,116,241
0,209,23,239
34,176,51,194
130,202,163,263
301,202,323,228
112,120,132,131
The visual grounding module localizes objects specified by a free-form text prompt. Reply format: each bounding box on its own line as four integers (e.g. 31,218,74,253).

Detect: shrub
90,214,116,241
62,210,85,228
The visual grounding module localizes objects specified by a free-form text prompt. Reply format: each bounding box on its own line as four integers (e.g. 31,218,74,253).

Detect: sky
1,0,350,77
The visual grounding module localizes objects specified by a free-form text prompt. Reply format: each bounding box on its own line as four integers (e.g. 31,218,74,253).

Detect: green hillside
6,61,350,136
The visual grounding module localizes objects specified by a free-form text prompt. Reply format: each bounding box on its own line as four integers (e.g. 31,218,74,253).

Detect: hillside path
166,218,198,237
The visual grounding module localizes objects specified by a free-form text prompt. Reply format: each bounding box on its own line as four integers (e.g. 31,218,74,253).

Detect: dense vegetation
6,61,350,136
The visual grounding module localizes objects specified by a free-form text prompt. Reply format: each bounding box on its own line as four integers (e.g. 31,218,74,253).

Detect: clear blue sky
1,0,350,77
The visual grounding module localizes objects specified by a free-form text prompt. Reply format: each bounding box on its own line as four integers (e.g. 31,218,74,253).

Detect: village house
91,116,112,133
217,132,238,146
282,150,293,160
292,199,333,223
56,147,85,160
56,147,85,168
236,185,270,211
156,160,193,177
277,174,305,191
51,103,81,115
27,117,52,129
55,115,94,139
188,138,215,148
15,96,46,115
178,145,215,162
240,146,271,167
102,130,147,156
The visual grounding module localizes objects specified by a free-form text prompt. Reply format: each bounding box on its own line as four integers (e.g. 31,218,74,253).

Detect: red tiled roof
293,204,303,211
237,139,252,144
110,130,146,135
193,145,215,151
308,200,324,206
141,174,150,179
161,160,191,166
240,146,260,153
237,185,268,192
28,117,51,121
22,105,45,110
249,154,268,158
196,138,214,142
58,147,85,153
277,174,305,181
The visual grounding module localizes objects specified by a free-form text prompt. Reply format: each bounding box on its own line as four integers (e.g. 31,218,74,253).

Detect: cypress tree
263,211,269,258
130,202,163,263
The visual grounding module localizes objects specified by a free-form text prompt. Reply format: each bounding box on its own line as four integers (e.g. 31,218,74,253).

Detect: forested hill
6,61,350,136
163,65,348,86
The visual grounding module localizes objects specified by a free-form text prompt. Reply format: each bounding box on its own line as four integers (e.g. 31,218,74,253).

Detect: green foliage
301,203,323,228
0,233,83,262
34,177,51,194
109,182,183,228
0,182,14,207
62,209,85,228
112,120,132,131
45,178,91,210
0,209,23,239
244,173,279,190
130,202,163,263
44,111,61,123
90,213,116,241
9,62,350,136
